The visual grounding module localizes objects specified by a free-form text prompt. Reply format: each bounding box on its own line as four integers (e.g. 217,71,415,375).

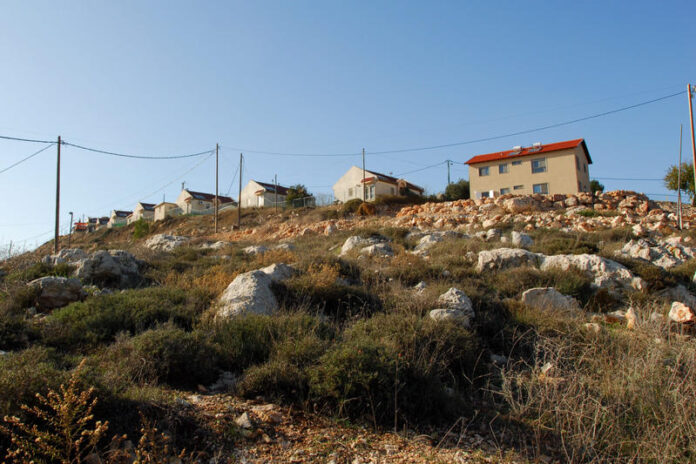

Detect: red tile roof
465,139,591,165
361,170,425,193
254,181,290,196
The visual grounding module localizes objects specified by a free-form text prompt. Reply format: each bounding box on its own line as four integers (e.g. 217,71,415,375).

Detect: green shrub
129,325,220,388
237,360,306,402
41,287,209,349
132,219,150,239
529,232,598,255
0,314,32,350
341,199,363,215
278,278,382,319
6,262,74,283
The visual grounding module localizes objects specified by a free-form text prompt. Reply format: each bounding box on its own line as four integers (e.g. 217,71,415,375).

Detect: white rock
145,234,189,251
521,287,580,313
669,301,696,324
28,276,85,310
273,243,295,252
503,196,537,214
429,309,471,328
49,248,87,264
413,281,427,292
235,412,253,429
476,248,543,272
485,228,502,241
340,235,387,256
217,271,277,318
259,263,296,282
511,231,534,248
244,245,268,255
74,250,142,288
582,322,602,334
540,254,643,290
360,243,394,257
437,287,474,319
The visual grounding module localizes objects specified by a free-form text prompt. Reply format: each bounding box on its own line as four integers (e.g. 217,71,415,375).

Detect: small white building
153,202,182,222
240,180,289,208
332,166,424,203
175,189,236,215
127,202,156,224
107,210,132,228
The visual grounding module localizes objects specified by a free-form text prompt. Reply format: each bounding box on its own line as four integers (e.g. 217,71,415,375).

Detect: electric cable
62,141,214,160
0,143,54,175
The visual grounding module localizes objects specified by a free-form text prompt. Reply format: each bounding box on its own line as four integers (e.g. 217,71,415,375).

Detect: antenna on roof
181,182,185,191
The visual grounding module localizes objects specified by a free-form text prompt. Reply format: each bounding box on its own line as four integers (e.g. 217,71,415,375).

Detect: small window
479,166,490,176
368,185,375,200
533,183,549,194
499,163,508,174
512,160,522,166
513,185,524,190
480,191,490,198
348,187,353,197
531,158,546,173
500,187,510,195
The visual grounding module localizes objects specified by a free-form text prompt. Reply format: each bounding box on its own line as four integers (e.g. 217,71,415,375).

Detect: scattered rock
429,309,471,328
626,307,638,329
476,248,543,272
511,231,534,248
200,241,232,250
45,248,87,265
540,254,644,291
437,288,474,318
259,263,297,282
413,281,427,292
485,228,502,241
74,250,143,288
27,276,85,310
669,301,696,324
521,287,580,313
659,285,696,308
216,263,295,318
503,196,537,214
340,235,388,256
360,243,394,257
235,412,253,429
244,245,268,255
583,322,602,334
144,234,189,251
617,238,696,270
273,243,295,252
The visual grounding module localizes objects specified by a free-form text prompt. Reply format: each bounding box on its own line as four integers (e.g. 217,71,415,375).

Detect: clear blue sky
1,1,694,250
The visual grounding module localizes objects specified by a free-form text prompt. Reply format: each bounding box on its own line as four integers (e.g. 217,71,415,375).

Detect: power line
395,161,447,177
0,143,54,175
225,162,240,197
0,134,56,144
594,177,663,181
220,145,360,158
368,91,685,155
61,141,214,160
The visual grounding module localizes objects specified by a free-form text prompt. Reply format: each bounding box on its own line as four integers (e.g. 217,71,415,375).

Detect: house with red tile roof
240,180,290,208
332,166,424,203
464,139,592,198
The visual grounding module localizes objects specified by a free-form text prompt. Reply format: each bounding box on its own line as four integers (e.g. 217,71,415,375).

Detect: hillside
1,191,696,463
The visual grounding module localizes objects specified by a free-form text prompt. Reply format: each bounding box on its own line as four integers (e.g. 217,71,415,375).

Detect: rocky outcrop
476,248,543,272
616,237,696,270
669,301,695,324
437,288,474,319
28,276,85,310
339,235,389,257
44,248,87,265
74,250,143,288
216,263,295,319
540,254,644,291
145,234,189,251
429,308,471,327
244,245,268,255
521,287,580,313
360,243,394,257
511,231,534,248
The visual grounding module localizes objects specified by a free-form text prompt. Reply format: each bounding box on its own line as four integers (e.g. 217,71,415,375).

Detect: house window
348,187,353,197
479,166,490,176
480,191,490,198
513,185,524,190
533,183,549,194
368,185,375,200
512,160,522,166
531,158,546,173
499,163,508,174
500,187,510,195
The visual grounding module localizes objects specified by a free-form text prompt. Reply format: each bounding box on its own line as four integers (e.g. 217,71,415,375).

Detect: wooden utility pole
214,143,219,234
447,160,452,185
362,148,366,201
274,174,278,212
688,84,696,202
54,136,61,253
68,212,74,247
678,124,683,230
237,153,243,228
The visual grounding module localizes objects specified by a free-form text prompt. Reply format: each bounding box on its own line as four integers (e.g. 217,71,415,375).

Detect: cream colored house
153,202,182,221
127,202,155,224
240,180,289,208
175,189,236,215
107,210,132,228
465,139,592,199
332,166,424,203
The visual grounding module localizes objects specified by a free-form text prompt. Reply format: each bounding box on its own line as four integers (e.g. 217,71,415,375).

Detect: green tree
285,184,313,207
664,162,695,205
589,179,605,193
444,179,470,200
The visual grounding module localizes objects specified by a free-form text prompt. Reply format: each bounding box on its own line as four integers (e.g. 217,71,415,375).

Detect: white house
153,202,182,221
240,180,290,208
127,202,156,224
107,210,132,228
175,189,236,215
332,166,424,203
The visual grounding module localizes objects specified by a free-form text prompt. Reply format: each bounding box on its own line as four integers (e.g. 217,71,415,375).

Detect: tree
444,179,470,200
664,162,695,205
589,179,605,193
285,184,313,207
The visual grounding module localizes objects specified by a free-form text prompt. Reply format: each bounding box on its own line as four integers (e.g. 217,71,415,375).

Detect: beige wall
468,147,591,198
240,181,287,208
154,203,181,221
176,190,214,214
332,166,402,203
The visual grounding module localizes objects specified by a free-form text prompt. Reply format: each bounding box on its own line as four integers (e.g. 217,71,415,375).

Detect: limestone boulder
339,235,388,256
429,309,471,328
360,243,394,257
46,248,88,265
476,248,543,272
503,196,537,214
259,263,296,282
521,287,580,313
28,276,85,310
244,245,268,255
145,234,189,252
540,254,643,291
74,250,143,288
437,287,474,319
216,263,295,318
511,231,534,248
668,301,696,324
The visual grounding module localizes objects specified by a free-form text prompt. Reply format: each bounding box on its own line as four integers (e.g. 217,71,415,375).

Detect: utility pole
274,174,278,213
678,124,683,230
68,212,74,247
446,160,452,185
362,148,366,201
54,136,61,254
215,143,219,234
237,153,243,228
688,84,696,201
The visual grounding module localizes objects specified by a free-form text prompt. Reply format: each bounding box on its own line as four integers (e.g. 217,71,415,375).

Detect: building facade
332,166,424,203
107,210,132,228
465,139,592,199
153,202,182,221
127,202,155,224
175,189,236,215
240,180,289,208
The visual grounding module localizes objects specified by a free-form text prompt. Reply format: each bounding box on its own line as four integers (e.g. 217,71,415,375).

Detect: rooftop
465,139,591,165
